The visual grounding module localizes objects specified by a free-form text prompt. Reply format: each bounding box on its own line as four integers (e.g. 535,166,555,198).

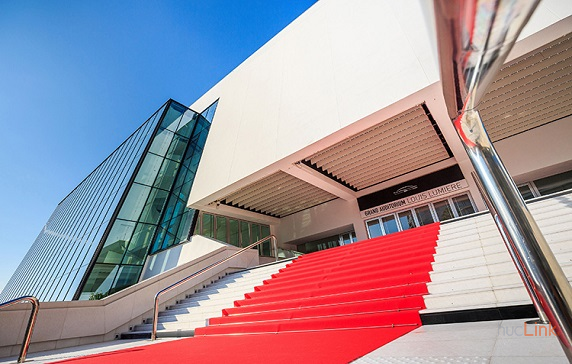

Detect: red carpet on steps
50,223,440,364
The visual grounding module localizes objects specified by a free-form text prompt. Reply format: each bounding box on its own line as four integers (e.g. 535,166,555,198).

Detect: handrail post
272,236,278,262
150,235,278,341
0,296,40,363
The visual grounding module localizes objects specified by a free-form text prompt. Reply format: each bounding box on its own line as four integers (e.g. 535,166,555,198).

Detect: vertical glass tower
0,99,216,302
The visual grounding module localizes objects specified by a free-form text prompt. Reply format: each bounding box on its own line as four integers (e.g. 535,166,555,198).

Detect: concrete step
122,260,291,339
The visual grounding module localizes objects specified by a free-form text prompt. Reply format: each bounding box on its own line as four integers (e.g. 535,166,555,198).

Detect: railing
276,247,304,260
151,235,278,340
0,296,40,363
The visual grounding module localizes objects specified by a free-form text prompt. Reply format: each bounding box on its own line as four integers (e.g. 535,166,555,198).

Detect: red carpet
50,223,440,364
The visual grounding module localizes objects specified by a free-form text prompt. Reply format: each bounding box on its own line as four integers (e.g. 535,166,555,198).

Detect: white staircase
122,260,291,338
423,191,572,314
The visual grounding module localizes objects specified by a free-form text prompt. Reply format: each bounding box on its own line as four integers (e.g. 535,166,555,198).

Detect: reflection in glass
240,221,250,247
110,265,142,294
382,215,399,234
534,170,572,196
117,183,151,221
261,225,271,256
216,216,227,242
203,214,214,238
97,220,136,264
229,219,239,247
367,220,383,238
154,159,180,191
434,200,455,221
81,264,118,298
148,129,175,156
139,188,169,224
415,205,434,226
122,223,156,265
398,210,416,230
452,194,475,217
518,184,535,200
135,153,163,186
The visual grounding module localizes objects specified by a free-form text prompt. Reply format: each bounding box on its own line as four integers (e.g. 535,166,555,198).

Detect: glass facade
0,99,216,302
194,211,273,257
518,170,572,200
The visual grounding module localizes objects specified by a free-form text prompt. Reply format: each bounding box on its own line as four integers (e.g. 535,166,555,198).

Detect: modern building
1,0,572,360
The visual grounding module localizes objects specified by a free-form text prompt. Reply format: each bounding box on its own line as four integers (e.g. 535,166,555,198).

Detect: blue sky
0,1,316,293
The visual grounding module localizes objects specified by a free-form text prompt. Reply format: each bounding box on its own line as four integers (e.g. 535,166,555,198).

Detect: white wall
188,0,571,209
188,0,440,206
494,116,572,183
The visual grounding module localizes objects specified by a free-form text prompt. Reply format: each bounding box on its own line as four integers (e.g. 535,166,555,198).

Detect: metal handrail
151,235,278,340
0,296,40,363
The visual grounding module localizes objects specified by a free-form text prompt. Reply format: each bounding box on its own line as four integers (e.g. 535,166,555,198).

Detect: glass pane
434,200,455,221
97,220,136,264
165,134,189,163
518,184,535,200
415,205,434,226
194,214,201,235
452,194,476,217
216,216,227,242
261,225,270,238
122,223,156,265
139,188,169,224
398,210,416,230
366,219,383,238
174,112,196,138
341,233,351,245
159,103,185,132
251,224,261,252
148,129,175,156
229,219,239,247
261,225,271,256
117,183,151,221
80,264,118,298
154,158,180,191
135,153,164,186
381,214,399,234
202,213,214,238
110,265,142,294
176,210,193,242
251,223,261,243
534,170,572,196
240,221,250,247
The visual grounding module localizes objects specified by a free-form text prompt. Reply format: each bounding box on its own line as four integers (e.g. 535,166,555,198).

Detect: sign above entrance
360,180,469,218
358,165,464,210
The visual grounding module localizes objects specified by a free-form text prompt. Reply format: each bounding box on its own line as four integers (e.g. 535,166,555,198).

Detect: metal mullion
51,124,147,301
147,109,202,255
45,132,134,300
41,134,130,301
74,101,169,300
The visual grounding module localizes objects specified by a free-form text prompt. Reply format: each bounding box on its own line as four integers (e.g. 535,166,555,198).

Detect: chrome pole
434,1,572,359
471,172,549,324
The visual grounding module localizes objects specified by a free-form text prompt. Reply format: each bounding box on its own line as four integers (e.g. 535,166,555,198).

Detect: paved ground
353,319,568,363
1,319,567,363
0,338,183,364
